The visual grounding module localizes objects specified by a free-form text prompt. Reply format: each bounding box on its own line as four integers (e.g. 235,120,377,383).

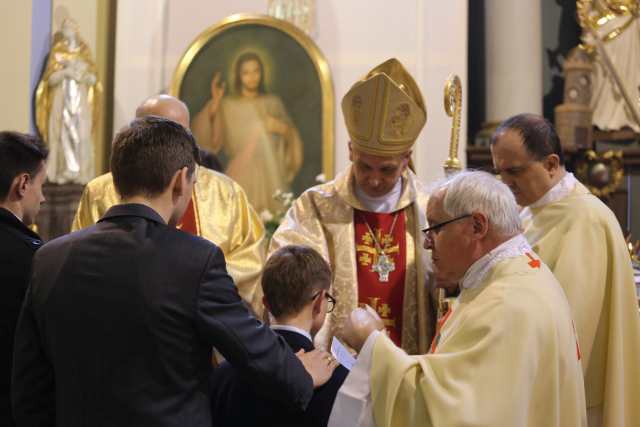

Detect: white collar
354,178,403,213
529,171,577,209
270,324,313,343
460,234,532,290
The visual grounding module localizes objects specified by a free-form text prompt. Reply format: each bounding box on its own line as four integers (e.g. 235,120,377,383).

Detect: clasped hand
341,305,385,353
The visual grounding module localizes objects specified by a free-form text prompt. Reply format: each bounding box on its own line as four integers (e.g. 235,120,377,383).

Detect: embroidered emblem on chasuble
354,209,406,345
177,192,200,235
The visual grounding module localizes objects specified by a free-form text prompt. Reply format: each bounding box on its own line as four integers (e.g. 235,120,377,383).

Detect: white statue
36,18,101,184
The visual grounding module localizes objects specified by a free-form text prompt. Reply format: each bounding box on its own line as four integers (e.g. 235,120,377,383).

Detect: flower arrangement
260,173,326,238
260,190,294,237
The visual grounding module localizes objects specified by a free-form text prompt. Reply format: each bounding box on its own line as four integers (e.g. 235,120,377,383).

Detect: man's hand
296,349,338,388
341,305,385,352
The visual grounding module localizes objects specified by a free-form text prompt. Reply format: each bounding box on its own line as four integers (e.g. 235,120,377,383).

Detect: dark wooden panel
36,183,84,241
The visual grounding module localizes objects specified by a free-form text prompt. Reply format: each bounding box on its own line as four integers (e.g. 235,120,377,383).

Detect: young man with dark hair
72,95,266,313
0,131,48,427
210,245,348,427
11,117,336,427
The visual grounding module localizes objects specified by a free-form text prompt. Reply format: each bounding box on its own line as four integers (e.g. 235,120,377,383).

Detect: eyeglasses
422,214,472,236
311,290,336,313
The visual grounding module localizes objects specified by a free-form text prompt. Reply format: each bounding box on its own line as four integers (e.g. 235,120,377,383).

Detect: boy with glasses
210,245,348,427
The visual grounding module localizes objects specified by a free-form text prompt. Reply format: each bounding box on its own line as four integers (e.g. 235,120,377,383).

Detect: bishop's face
349,147,410,198
423,192,474,289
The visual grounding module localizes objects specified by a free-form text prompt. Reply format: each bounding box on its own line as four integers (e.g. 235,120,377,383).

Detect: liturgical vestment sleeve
195,170,266,307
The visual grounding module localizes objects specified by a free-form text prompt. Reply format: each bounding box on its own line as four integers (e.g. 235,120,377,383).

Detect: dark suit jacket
11,204,312,427
210,328,349,427
0,208,43,427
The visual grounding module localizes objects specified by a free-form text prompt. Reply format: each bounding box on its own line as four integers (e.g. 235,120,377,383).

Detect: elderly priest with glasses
328,170,587,427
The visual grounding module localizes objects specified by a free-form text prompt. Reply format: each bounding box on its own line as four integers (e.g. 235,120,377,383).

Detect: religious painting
170,13,334,216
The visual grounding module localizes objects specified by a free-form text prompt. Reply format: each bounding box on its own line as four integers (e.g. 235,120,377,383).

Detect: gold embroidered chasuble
522,181,640,427
269,166,435,354
71,167,267,307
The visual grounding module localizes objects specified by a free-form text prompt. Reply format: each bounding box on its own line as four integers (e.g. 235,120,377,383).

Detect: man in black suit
0,131,48,427
12,117,336,427
210,245,349,427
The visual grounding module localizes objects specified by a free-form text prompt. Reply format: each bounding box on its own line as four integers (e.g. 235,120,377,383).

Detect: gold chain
359,211,400,255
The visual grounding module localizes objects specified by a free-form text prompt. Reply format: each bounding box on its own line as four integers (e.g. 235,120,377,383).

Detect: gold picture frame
170,13,334,215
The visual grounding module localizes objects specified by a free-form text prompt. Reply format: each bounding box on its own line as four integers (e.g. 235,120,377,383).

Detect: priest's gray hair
430,170,522,237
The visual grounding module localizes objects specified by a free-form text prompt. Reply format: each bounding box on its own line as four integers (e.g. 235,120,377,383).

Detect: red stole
177,193,199,236
354,209,406,346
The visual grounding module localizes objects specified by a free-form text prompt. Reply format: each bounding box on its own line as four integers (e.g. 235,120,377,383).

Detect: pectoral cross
372,252,395,282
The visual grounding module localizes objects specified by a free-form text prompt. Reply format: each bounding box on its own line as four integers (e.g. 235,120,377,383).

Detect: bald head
135,94,190,129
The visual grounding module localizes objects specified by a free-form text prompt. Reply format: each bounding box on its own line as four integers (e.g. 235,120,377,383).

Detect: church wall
113,0,468,187
0,1,33,132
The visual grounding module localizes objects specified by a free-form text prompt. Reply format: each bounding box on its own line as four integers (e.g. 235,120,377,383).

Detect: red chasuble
176,192,199,236
354,209,406,346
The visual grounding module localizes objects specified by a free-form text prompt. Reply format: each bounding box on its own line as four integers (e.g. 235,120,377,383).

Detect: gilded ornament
575,150,625,197
443,74,463,175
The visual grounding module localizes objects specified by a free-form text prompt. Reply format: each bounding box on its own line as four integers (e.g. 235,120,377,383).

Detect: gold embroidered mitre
342,58,427,156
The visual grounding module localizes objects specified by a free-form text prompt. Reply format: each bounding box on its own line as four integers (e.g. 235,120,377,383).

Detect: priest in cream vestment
270,59,435,354
72,95,266,307
329,171,587,427
491,114,640,427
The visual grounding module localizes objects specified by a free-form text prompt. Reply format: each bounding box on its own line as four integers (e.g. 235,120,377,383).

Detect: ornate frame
169,13,334,184
575,150,625,198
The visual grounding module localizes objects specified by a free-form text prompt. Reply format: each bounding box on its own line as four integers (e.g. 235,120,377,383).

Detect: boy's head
261,245,333,337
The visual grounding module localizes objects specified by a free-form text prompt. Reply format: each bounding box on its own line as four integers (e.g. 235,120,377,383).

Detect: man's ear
401,150,412,169
311,290,324,315
14,173,30,199
543,154,561,176
170,167,190,202
470,212,489,240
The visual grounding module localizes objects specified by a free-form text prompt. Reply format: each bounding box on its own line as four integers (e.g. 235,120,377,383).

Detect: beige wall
114,0,468,185
0,1,33,132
